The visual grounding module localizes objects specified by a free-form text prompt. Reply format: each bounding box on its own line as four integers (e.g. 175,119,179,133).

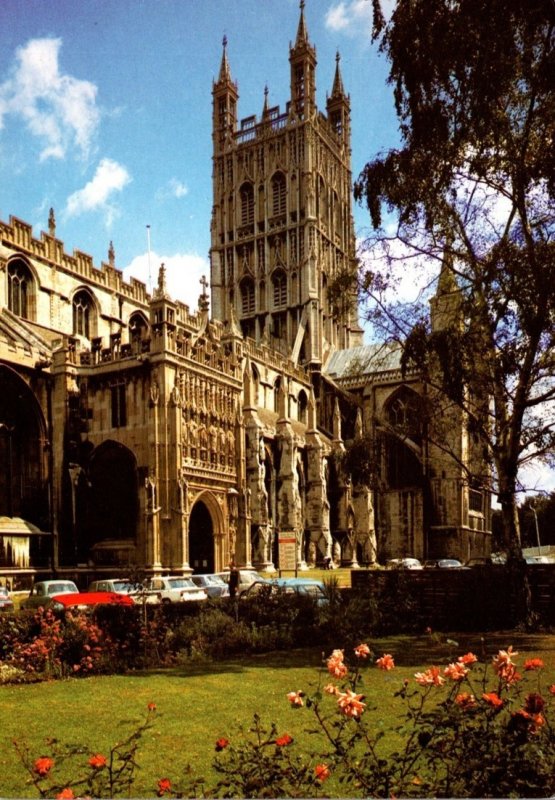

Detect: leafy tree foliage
356,0,555,556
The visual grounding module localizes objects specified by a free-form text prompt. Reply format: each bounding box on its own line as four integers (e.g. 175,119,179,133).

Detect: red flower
148,702,157,712
482,691,503,708
524,658,544,671
157,777,172,796
275,733,293,746
56,790,74,800
376,653,395,671
88,753,107,769
215,737,229,751
34,756,54,777
314,763,331,781
549,684,555,695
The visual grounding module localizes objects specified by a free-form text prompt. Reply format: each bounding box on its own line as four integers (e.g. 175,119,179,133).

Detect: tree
355,0,555,559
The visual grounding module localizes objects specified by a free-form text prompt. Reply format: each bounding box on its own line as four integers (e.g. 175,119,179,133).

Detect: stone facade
0,5,491,586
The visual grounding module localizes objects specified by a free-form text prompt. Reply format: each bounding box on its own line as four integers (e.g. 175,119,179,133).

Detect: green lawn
1,632,555,798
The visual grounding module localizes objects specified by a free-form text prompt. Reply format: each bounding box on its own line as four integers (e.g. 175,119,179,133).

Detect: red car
50,591,135,611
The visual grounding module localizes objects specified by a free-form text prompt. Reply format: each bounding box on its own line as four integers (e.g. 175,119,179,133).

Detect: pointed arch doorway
188,500,215,573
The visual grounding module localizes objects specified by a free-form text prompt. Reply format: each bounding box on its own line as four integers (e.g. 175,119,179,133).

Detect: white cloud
123,251,210,310
65,158,131,222
155,178,189,201
325,1,374,35
0,37,100,160
325,0,394,36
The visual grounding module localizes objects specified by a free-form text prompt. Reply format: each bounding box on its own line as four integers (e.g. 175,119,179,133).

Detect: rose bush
13,642,555,797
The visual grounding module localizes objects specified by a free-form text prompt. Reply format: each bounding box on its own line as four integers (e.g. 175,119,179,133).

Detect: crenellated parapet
0,214,149,305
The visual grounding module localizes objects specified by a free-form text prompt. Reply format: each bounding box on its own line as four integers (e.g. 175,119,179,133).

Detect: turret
289,1,317,119
212,35,238,152
326,52,350,141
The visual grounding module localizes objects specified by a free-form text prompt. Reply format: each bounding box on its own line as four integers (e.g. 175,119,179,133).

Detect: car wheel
162,598,172,605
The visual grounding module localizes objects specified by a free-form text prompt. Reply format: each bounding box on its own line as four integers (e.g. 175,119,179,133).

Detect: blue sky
0,0,397,308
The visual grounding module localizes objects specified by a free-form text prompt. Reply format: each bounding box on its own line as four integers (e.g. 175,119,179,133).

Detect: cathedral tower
210,1,363,371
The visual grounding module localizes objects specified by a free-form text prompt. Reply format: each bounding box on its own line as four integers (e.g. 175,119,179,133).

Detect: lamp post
531,503,541,556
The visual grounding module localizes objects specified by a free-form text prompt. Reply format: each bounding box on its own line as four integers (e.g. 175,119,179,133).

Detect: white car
143,576,207,604
88,578,142,601
21,580,79,609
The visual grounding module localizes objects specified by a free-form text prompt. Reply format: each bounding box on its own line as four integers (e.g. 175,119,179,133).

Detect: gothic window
298,390,308,424
384,387,423,489
129,312,149,342
240,183,254,225
7,259,33,319
271,172,286,216
240,279,255,315
257,239,266,273
272,270,287,308
111,383,127,428
273,377,281,413
72,290,95,339
251,364,260,406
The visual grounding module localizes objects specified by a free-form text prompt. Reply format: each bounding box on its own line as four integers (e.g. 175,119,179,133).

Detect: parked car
143,576,207,604
88,579,142,601
21,580,79,609
50,591,135,611
423,559,466,569
242,577,327,604
190,574,229,598
216,569,267,595
385,558,423,570
0,586,14,611
524,554,554,564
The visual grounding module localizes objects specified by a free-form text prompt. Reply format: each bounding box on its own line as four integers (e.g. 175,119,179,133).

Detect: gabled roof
324,343,403,381
0,308,52,357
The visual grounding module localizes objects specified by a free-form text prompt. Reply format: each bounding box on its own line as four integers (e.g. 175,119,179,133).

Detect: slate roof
324,343,403,381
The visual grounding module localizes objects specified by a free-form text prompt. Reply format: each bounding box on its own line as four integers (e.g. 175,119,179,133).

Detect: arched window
73,290,94,339
272,270,287,308
7,259,33,319
298,390,308,424
129,312,149,342
384,387,423,489
271,172,286,216
240,279,255,315
251,364,260,406
240,183,254,226
273,377,281,413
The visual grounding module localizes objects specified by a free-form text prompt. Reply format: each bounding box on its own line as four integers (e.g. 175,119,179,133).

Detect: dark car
21,580,79,610
242,577,328,605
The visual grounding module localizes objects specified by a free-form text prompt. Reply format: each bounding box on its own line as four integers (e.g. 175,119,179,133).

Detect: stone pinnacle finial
48,208,56,237
108,241,115,266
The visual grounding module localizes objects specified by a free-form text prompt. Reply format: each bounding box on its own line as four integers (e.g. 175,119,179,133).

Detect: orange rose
337,690,366,718
376,653,395,671
34,757,54,777
315,763,331,781
88,753,107,769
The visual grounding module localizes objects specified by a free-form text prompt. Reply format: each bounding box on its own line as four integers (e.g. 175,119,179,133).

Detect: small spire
48,208,56,237
199,274,210,312
218,33,232,82
108,240,115,267
295,0,309,46
331,50,346,97
262,84,270,117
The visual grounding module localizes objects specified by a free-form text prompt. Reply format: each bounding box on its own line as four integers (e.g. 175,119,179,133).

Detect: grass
1,631,555,798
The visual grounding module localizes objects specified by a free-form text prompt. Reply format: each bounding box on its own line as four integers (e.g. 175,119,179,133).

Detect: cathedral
0,4,491,587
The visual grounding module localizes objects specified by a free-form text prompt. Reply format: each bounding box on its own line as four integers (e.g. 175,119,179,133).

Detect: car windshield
167,579,191,588
113,581,133,592
47,583,77,595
